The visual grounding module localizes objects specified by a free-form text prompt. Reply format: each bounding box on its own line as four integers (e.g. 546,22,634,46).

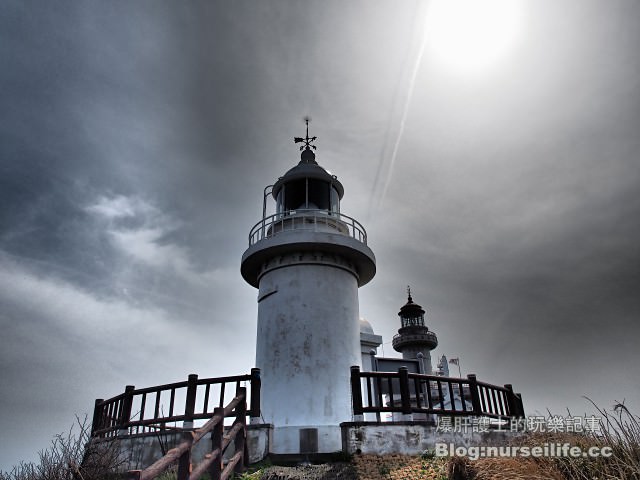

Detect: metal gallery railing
248,210,367,246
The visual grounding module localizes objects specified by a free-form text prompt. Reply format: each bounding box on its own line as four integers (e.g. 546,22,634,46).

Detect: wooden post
515,393,525,417
234,387,247,475
467,374,482,415
184,374,198,429
119,386,135,435
250,368,261,423
91,399,103,436
398,367,412,420
210,408,224,480
504,384,517,418
350,366,364,421
176,431,193,480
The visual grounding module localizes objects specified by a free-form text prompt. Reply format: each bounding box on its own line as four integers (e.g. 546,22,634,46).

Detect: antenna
293,116,317,151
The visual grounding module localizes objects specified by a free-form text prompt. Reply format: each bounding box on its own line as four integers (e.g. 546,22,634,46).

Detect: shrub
0,416,123,480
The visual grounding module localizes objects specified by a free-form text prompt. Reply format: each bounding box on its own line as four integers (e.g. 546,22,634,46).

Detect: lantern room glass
275,179,340,215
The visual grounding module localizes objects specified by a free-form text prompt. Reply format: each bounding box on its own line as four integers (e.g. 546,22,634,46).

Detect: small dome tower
392,287,438,373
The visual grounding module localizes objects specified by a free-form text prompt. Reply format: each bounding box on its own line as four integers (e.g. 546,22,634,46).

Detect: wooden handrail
92,371,260,438
128,389,247,480
189,448,220,480
220,451,243,480
102,375,251,405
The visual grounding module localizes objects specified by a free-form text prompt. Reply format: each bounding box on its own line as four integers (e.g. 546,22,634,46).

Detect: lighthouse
240,120,376,455
392,288,438,374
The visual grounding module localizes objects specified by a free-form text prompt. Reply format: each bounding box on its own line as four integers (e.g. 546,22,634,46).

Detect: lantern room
272,147,343,215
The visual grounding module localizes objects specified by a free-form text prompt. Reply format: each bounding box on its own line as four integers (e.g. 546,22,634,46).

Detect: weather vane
294,116,317,151
407,285,412,301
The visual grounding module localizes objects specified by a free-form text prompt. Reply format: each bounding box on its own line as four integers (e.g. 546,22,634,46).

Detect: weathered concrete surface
270,425,344,455
95,423,271,471
341,422,522,456
255,258,363,453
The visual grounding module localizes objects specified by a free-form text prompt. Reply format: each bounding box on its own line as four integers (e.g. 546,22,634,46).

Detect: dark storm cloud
1,0,639,471
0,2,266,467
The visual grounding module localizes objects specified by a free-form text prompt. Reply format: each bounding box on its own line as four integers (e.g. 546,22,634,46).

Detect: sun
425,0,524,75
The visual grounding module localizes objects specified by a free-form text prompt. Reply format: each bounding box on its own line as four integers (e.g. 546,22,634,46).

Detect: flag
449,357,459,366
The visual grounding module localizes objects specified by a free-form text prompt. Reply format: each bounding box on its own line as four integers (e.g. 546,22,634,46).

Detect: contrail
375,3,431,215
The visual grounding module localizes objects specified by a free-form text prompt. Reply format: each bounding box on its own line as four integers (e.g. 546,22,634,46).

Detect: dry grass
3,401,638,480
0,416,123,480
448,455,565,480
352,454,448,480
351,401,640,480
502,402,640,480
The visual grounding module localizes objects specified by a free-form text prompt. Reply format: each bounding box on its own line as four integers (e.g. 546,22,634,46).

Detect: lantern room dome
272,148,344,201
398,295,425,318
271,146,345,215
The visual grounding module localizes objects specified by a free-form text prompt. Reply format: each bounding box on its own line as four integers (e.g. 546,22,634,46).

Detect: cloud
85,194,239,297
1,0,639,472
0,247,257,469
87,195,190,271
85,195,154,220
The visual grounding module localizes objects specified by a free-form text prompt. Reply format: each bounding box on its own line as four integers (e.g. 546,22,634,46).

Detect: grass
352,454,448,480
2,400,639,480
438,399,640,480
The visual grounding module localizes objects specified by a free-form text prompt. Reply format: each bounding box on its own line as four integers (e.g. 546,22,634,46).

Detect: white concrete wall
255,260,361,452
402,348,434,374
341,423,522,456
96,425,271,472
360,332,382,372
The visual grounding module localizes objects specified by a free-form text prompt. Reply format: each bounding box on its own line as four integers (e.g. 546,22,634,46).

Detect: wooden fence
91,369,261,480
91,369,261,438
350,366,524,420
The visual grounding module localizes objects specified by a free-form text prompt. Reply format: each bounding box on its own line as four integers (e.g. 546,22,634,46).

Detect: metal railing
350,366,524,420
248,210,368,246
392,331,438,349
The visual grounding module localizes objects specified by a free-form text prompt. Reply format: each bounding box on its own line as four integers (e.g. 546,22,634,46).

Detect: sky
1,0,639,471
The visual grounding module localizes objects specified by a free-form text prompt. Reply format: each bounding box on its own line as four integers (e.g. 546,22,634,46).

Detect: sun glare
425,0,524,75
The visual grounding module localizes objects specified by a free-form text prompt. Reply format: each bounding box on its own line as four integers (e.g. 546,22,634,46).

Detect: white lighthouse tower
241,120,376,455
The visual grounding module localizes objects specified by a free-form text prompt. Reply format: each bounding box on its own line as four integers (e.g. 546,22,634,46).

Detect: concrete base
341,421,522,456
271,425,343,455
93,424,272,471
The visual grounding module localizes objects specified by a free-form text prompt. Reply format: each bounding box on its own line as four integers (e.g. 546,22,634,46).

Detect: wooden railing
90,370,260,480
128,388,247,480
91,369,261,438
350,366,524,420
